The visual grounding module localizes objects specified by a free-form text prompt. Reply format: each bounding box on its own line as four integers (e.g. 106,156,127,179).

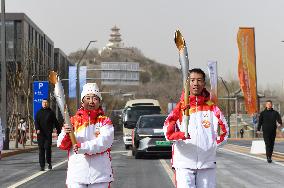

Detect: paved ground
1,135,284,188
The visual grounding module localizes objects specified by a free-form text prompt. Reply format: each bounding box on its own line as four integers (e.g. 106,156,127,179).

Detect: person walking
18,118,27,146
57,83,114,188
35,99,61,171
164,68,229,188
257,100,282,163
240,128,244,138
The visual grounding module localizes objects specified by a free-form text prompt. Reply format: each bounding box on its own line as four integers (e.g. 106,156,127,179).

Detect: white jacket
164,94,229,169
57,108,114,185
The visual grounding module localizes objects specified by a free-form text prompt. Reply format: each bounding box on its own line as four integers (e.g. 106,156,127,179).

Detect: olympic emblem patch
94,126,101,137
202,120,211,128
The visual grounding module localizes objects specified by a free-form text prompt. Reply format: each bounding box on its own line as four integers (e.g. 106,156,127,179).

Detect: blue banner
33,81,49,120
68,66,87,98
69,66,77,98
80,66,87,93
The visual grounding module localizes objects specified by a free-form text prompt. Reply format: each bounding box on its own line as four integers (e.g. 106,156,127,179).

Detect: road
1,135,284,188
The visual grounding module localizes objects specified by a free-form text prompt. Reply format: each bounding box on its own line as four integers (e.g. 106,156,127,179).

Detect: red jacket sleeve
163,102,188,141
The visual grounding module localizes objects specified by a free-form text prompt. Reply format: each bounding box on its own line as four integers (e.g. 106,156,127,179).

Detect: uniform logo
203,113,209,118
202,120,211,128
94,125,101,137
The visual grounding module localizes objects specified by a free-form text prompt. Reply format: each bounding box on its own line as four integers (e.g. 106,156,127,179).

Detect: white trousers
175,168,216,188
67,182,110,188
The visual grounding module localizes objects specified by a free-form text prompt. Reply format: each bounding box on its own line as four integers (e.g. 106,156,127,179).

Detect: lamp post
1,0,9,149
219,76,231,138
76,41,97,109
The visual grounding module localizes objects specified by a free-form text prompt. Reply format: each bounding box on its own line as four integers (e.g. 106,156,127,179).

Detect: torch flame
174,30,185,51
49,71,58,85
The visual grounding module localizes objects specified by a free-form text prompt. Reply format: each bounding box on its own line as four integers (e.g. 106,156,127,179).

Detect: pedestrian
0,118,3,160
257,100,283,163
18,118,27,146
57,83,114,188
164,68,229,188
240,128,244,138
35,99,61,171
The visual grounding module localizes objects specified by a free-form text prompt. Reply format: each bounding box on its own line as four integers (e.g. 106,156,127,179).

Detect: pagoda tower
107,25,123,48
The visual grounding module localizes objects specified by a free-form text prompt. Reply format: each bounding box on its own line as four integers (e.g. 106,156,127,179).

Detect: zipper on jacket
88,111,91,126
195,96,199,169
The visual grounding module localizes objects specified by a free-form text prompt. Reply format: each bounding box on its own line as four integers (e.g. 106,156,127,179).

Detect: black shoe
48,164,52,170
267,158,272,163
40,167,45,171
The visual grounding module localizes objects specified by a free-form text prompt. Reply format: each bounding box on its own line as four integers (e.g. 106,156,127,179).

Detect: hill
68,47,183,114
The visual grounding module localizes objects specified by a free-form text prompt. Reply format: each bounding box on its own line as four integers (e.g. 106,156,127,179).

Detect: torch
174,30,190,138
49,71,77,145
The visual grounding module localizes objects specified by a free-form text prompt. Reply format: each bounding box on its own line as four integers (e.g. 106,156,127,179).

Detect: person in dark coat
257,100,282,163
35,99,61,171
240,128,244,138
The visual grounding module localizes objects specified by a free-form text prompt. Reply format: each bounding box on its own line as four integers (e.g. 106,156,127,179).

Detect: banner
80,66,87,93
33,81,49,120
68,66,77,98
68,66,87,98
237,27,258,115
207,61,218,104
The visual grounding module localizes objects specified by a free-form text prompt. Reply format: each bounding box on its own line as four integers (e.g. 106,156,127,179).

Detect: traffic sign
33,81,49,120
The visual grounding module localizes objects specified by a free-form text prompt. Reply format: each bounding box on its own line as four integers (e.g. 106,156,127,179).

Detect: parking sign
33,81,49,120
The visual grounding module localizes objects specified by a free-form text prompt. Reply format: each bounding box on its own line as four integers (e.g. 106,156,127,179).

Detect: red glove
168,131,190,140
166,122,190,140
181,104,190,111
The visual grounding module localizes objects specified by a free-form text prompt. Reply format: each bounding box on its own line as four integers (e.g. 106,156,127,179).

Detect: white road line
8,159,68,188
160,159,175,186
110,150,129,154
219,148,284,167
111,150,132,156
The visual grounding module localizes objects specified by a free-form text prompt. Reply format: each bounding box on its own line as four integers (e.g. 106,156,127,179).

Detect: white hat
81,83,102,101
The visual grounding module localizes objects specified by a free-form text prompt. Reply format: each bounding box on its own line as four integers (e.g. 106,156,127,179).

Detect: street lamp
218,76,231,138
76,40,97,109
1,0,9,149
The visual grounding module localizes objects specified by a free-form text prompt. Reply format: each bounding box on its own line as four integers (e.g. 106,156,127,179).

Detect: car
132,114,172,159
122,99,161,149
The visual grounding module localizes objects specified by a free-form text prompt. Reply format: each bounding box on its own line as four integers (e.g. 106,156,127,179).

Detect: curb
1,144,57,158
2,146,39,158
228,138,284,141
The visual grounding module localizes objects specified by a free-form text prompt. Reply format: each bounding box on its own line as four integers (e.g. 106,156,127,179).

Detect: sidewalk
224,137,284,164
1,131,122,158
1,140,39,158
1,139,57,158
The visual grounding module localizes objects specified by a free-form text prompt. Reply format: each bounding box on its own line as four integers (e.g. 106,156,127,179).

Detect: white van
121,99,161,149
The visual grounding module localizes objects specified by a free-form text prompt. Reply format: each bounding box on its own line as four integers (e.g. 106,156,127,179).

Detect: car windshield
139,116,167,129
125,108,160,122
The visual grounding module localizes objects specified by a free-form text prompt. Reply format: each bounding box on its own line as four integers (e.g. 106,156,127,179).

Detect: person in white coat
57,83,114,188
164,68,229,188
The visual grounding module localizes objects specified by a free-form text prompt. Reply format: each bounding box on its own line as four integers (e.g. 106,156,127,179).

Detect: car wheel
125,145,131,150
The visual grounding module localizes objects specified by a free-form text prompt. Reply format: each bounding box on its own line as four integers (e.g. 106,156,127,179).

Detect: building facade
0,13,54,78
0,13,70,129
101,62,139,86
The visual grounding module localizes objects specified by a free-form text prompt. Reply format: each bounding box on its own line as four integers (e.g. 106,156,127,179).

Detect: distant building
106,25,123,49
0,13,70,120
54,48,72,96
0,13,54,78
99,25,125,55
101,62,139,86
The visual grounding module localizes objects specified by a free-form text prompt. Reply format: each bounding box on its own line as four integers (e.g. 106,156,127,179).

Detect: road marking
7,159,68,188
111,150,132,156
219,148,284,167
160,159,175,186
